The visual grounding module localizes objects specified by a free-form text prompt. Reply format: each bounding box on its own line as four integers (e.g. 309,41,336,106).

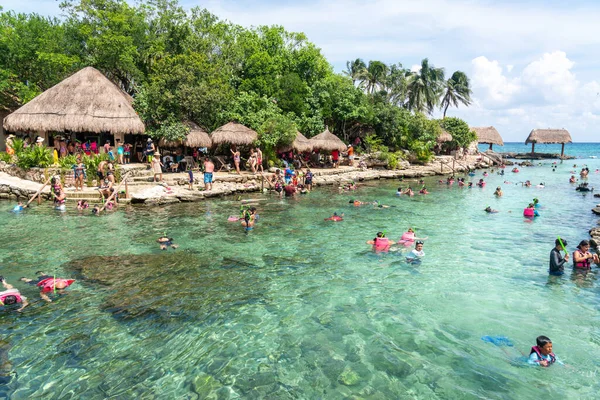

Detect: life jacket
530,346,556,366
523,207,535,217
0,289,22,306
325,215,343,221
573,250,591,269
477,182,486,187
373,237,390,251
398,232,415,246
36,278,76,293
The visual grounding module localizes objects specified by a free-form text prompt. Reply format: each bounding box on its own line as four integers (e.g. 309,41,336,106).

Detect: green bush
16,145,53,169
0,152,11,163
385,151,405,169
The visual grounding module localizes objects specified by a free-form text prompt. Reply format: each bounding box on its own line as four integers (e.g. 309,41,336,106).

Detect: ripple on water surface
2,160,600,398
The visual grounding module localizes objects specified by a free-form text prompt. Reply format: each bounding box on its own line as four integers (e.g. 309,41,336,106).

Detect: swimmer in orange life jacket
20,271,75,303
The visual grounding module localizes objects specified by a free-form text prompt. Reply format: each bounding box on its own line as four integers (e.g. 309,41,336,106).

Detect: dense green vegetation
0,0,473,163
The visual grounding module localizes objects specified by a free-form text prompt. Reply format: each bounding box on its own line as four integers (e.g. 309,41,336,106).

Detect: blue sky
4,0,600,141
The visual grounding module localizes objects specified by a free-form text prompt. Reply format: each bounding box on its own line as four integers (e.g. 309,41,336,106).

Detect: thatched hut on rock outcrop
3,66,145,144
159,121,212,149
472,126,504,150
525,128,572,157
210,122,257,146
308,127,346,152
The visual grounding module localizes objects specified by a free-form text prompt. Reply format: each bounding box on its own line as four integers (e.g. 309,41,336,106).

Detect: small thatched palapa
159,121,212,148
279,131,312,153
437,130,453,143
525,128,572,157
3,66,145,135
471,126,504,150
210,122,257,146
309,127,346,152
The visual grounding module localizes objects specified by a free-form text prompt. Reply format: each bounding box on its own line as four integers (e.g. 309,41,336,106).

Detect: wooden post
561,143,565,158
489,144,493,151
531,142,535,155
125,180,129,199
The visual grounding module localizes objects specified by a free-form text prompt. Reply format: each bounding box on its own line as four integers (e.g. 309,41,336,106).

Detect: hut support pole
531,143,535,155
561,143,565,158
489,144,493,151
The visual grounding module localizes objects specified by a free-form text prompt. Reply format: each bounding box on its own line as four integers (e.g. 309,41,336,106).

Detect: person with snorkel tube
20,272,75,303
367,232,391,252
397,228,428,247
549,238,570,276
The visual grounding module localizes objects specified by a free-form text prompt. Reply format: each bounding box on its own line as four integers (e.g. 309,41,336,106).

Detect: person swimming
528,335,561,367
157,235,178,250
325,212,344,221
367,232,391,252
406,241,425,263
12,202,24,212
484,206,498,213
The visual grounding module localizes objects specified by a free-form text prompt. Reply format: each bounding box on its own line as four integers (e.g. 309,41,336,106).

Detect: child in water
77,200,89,211
528,335,561,367
157,235,178,250
406,241,425,263
92,204,100,215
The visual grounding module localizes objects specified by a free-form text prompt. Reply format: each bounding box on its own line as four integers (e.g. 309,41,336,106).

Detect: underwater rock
191,372,222,397
64,253,269,321
338,365,361,386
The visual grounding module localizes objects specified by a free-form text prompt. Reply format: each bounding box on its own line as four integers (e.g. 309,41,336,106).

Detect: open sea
1,143,600,399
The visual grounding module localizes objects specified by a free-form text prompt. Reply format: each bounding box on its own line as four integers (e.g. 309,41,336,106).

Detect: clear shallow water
2,159,600,399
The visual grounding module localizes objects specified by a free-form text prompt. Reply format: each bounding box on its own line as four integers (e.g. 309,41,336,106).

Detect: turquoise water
479,142,600,159
2,159,600,398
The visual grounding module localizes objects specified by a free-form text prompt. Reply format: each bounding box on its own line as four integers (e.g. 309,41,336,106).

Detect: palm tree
344,58,366,85
440,71,472,117
406,58,445,115
383,63,410,106
357,61,388,94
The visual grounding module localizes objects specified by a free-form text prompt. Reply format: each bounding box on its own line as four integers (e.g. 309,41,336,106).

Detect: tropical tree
406,58,445,115
357,60,388,95
382,63,410,106
440,70,472,118
344,58,366,85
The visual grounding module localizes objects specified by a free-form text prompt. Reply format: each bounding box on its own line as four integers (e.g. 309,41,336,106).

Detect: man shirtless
97,160,108,187
203,157,215,191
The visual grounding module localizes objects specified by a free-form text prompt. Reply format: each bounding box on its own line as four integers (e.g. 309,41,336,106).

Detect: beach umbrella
159,121,212,149
525,128,572,157
210,122,257,146
3,66,145,135
308,127,346,152
471,126,504,150
278,131,313,153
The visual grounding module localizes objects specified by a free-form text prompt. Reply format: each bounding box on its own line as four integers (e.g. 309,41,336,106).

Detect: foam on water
1,158,600,399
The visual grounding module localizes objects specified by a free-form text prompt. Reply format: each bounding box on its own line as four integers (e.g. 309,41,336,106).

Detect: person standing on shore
347,144,354,166
151,151,163,182
203,157,214,191
145,139,155,164
256,147,264,173
230,146,241,174
549,238,569,276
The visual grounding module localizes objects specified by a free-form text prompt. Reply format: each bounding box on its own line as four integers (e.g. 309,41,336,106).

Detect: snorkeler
20,272,76,303
157,235,178,250
0,277,28,312
367,232,391,252
484,206,498,213
325,212,344,221
406,241,425,263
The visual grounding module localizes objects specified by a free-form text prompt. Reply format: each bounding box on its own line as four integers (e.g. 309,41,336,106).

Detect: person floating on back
157,235,178,250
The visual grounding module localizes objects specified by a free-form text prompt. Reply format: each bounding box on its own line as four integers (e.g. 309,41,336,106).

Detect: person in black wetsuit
549,239,569,276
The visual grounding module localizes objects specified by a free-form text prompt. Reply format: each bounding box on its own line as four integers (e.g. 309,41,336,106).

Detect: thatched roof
308,127,346,152
525,129,572,144
437,130,453,143
471,126,504,146
159,121,212,148
210,122,257,146
3,66,145,135
279,131,313,153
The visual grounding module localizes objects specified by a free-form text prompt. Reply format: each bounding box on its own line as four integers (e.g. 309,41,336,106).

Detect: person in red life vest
572,240,599,270
0,277,28,312
20,272,75,303
528,335,563,367
324,212,344,222
367,232,391,252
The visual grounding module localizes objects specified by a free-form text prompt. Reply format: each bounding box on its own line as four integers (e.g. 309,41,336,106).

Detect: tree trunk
531,143,535,155
443,103,449,118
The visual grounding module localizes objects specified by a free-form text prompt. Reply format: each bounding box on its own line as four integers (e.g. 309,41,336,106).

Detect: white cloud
522,51,577,102
410,64,421,73
506,65,514,73
470,56,520,107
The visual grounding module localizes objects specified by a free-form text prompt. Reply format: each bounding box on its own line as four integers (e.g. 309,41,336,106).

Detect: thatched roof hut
309,127,346,152
525,128,572,157
3,66,145,135
210,122,257,146
279,131,312,153
159,121,212,149
471,126,504,150
437,130,453,143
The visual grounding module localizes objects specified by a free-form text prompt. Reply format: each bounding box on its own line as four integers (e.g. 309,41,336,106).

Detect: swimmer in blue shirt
528,335,563,367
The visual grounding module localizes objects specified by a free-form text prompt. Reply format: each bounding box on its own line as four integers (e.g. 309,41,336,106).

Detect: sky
4,0,600,141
